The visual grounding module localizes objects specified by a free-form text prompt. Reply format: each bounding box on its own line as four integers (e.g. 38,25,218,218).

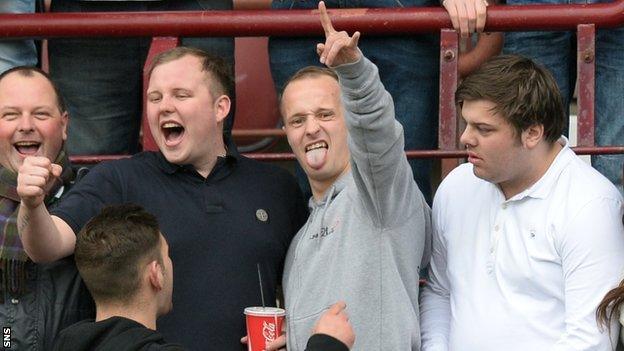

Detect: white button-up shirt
421,138,624,351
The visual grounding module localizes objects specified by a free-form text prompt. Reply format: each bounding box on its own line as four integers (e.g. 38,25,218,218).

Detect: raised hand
17,156,62,209
442,0,489,38
316,1,361,67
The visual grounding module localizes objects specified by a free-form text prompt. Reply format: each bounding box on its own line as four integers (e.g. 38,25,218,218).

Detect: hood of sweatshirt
308,171,350,211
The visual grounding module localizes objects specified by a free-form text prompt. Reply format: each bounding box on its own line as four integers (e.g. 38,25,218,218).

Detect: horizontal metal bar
68,146,624,164
1,1,623,40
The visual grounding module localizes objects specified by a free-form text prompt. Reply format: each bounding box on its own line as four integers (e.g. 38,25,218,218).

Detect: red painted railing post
576,24,596,147
439,29,460,177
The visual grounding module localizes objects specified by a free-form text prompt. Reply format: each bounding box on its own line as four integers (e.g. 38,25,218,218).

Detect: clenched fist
17,156,63,209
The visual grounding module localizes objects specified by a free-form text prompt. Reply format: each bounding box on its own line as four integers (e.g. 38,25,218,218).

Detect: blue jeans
48,0,234,155
270,0,440,203
504,0,624,194
0,0,37,73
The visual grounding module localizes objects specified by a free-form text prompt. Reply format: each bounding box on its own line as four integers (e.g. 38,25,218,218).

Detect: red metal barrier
70,146,624,164
0,1,622,165
1,2,624,38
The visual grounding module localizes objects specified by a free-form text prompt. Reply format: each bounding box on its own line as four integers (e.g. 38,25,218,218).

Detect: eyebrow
32,106,55,111
1,105,53,110
461,116,496,127
289,107,334,117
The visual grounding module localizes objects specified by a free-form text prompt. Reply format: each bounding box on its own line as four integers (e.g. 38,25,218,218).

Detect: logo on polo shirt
256,209,269,222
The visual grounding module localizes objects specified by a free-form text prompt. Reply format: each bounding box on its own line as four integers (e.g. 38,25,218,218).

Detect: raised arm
316,1,429,228
458,32,504,78
315,1,361,68
17,156,76,262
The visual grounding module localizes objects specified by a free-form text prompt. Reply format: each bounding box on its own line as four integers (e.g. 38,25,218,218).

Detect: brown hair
75,204,162,304
597,281,624,329
147,46,234,100
282,66,338,91
456,54,565,143
0,66,67,113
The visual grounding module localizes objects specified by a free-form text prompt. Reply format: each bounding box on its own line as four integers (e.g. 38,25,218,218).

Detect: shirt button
502,203,507,209
494,225,499,231
11,298,19,304
490,248,495,254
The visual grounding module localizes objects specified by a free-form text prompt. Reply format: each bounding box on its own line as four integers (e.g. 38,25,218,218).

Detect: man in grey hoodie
272,2,432,350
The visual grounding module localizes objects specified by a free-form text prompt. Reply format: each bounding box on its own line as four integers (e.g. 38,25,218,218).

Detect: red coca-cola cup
244,307,286,351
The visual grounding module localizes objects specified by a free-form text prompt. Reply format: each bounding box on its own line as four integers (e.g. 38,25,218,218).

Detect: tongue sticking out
306,148,327,169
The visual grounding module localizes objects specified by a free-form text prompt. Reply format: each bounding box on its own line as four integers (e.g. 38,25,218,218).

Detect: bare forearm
458,32,503,78
18,203,75,263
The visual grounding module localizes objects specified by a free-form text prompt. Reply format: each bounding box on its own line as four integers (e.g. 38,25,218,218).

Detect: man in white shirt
420,54,624,351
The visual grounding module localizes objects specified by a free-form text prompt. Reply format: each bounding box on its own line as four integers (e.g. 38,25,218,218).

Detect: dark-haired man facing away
55,205,350,351
53,204,182,351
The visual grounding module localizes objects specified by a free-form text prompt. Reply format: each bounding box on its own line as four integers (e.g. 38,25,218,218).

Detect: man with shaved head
274,3,431,350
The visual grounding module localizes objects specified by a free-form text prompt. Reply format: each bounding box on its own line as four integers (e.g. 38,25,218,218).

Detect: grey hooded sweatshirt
283,54,432,350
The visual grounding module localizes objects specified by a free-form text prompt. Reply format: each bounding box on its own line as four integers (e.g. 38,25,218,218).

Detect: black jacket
55,316,347,351
0,166,94,351
306,334,349,351
0,258,95,350
53,317,185,351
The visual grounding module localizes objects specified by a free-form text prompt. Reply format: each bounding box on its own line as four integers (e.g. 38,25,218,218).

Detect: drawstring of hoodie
317,185,335,250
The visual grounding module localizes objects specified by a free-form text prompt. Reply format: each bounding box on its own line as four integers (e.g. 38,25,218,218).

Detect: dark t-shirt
52,151,307,350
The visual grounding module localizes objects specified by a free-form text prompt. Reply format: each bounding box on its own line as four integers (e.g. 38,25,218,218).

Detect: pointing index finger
329,301,347,314
319,1,335,37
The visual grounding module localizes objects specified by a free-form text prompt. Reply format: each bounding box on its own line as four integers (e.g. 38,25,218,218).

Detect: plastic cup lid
244,307,286,316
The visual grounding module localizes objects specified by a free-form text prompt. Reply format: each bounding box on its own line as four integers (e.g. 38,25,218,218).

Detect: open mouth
161,122,185,146
304,141,328,169
13,141,41,156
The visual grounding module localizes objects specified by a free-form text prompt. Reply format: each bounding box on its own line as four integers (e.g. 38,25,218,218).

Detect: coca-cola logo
262,321,276,342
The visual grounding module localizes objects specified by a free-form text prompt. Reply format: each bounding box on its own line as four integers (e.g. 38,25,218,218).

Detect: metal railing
1,1,623,165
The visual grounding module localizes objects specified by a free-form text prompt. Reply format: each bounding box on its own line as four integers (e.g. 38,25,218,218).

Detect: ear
148,260,164,292
521,123,544,149
214,95,231,124
61,111,69,142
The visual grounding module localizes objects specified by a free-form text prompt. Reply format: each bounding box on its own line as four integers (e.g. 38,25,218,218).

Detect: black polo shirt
52,151,307,351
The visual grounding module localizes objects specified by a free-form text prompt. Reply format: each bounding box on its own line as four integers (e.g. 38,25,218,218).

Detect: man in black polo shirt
16,47,307,350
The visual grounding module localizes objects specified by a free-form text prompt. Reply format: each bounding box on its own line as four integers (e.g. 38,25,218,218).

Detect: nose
158,95,175,116
304,116,321,136
459,125,474,148
17,115,34,133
